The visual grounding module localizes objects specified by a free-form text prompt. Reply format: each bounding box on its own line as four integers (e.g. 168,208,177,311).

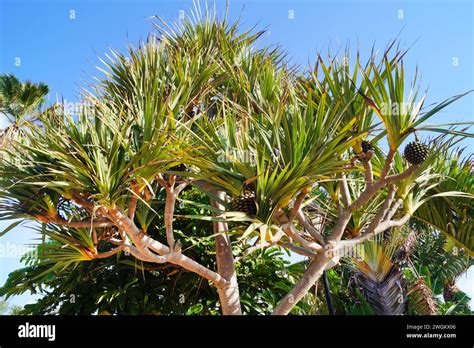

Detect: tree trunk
212,191,242,315
272,253,330,315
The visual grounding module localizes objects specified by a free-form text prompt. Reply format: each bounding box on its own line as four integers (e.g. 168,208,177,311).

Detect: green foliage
237,251,316,314
0,298,22,315
413,152,473,254
0,299,8,314
411,230,473,296
0,74,49,123
437,290,472,315
0,246,312,315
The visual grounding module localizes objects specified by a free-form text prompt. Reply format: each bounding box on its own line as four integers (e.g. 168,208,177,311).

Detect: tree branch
295,209,326,246
385,198,403,221
380,149,396,178
338,213,411,249
328,158,417,243
338,172,351,207
280,222,324,252
127,181,141,219
107,207,227,288
164,181,177,249
362,152,374,184
272,252,331,315
69,191,95,212
92,244,125,259
211,190,242,315
386,165,419,183
156,173,167,188
289,187,310,220
235,229,286,262
276,209,323,252
157,174,189,250
273,150,415,315
235,241,272,262
278,242,317,258
363,184,396,234
33,214,113,228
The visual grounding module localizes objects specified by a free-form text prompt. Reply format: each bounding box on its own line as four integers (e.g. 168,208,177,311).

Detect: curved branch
157,174,189,249
338,213,411,249
69,191,95,211
34,214,113,228
362,184,396,234
295,209,326,246
338,172,351,207
278,242,316,258
275,152,418,315
362,151,374,184
380,149,396,178
272,253,330,315
386,165,419,183
92,244,125,259
289,188,310,220
280,222,324,252
107,207,227,288
385,198,403,221
127,181,141,219
234,241,272,262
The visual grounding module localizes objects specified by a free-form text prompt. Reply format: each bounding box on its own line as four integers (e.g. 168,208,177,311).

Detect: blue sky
0,0,473,308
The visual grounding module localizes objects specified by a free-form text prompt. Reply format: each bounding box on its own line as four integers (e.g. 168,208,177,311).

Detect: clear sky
0,0,473,308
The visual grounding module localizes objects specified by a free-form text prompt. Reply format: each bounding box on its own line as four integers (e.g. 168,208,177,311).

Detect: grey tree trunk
212,191,242,315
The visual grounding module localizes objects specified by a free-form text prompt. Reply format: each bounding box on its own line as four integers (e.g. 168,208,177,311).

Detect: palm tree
409,227,473,314
347,237,407,315
0,74,49,147
345,214,472,315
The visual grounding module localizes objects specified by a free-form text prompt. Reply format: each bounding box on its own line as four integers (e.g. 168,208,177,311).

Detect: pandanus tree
347,236,409,316
0,7,472,315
